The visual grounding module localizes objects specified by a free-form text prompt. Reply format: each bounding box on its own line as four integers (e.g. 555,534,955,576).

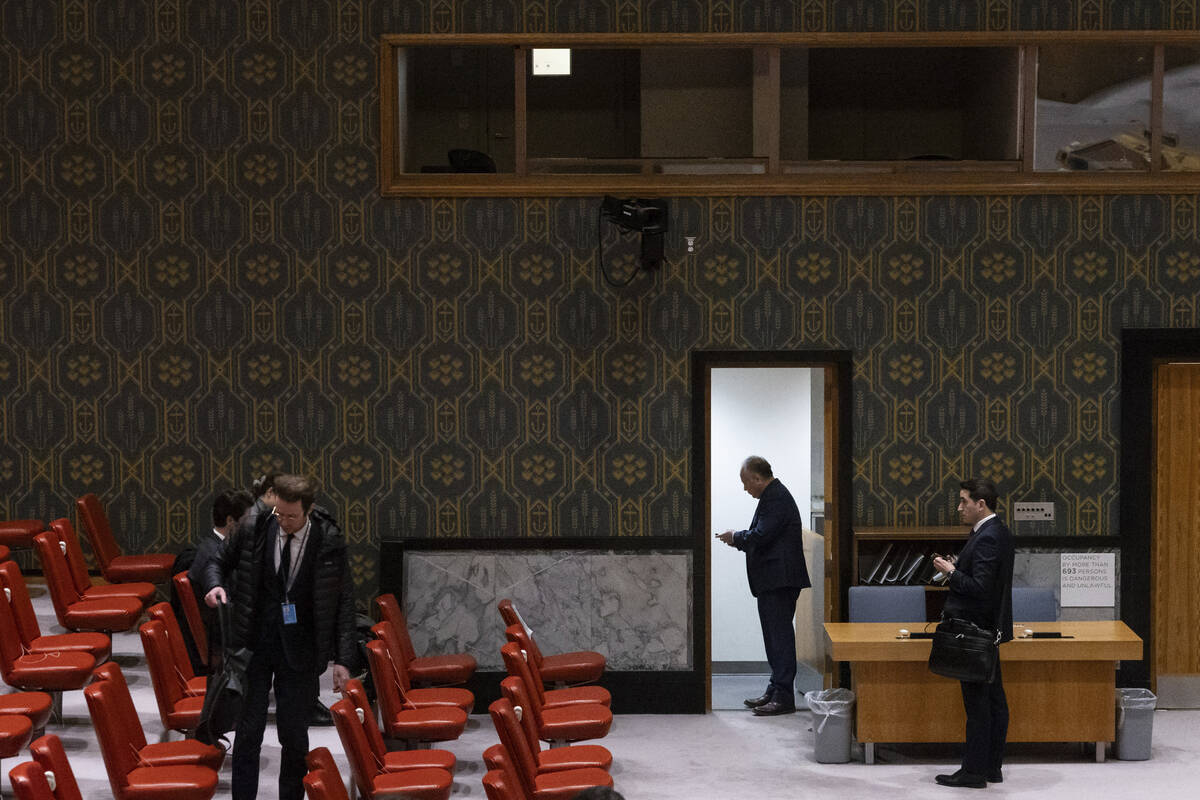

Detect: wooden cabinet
854,526,966,586
853,526,968,619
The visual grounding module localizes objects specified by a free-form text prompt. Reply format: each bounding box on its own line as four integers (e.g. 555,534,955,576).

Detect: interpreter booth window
798,47,1020,166
526,47,759,175
526,49,642,174
640,48,759,174
1035,45,1152,171
1163,46,1200,171
394,46,515,174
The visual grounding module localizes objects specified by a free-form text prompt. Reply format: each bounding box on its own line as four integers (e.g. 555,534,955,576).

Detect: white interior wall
710,367,812,662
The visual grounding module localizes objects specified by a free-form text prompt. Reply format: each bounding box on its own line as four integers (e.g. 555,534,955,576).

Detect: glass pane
1035,45,1152,171
526,48,641,174
396,46,514,174
640,48,754,161
802,48,1019,163
526,47,758,175
1164,46,1200,171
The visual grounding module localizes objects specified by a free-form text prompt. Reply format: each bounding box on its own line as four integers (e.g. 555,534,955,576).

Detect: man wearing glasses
203,474,357,800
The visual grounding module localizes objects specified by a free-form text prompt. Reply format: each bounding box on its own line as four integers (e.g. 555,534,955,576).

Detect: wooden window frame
379,32,1200,197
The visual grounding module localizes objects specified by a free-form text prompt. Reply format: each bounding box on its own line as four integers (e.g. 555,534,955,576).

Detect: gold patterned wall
3,1,1200,602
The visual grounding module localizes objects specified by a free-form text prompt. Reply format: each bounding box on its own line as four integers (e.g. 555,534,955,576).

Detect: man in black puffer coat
202,474,357,800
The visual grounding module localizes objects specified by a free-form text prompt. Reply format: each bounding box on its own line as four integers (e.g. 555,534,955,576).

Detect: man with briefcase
931,479,1015,789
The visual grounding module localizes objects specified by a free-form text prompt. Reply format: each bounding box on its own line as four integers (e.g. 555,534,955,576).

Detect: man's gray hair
742,456,773,479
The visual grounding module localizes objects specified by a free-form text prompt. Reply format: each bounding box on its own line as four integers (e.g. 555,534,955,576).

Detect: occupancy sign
1060,553,1115,607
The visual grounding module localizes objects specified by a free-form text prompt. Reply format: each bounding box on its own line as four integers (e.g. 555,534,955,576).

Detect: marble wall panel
403,550,692,670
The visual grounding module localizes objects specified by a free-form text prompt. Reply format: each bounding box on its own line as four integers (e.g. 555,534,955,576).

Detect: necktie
279,532,295,590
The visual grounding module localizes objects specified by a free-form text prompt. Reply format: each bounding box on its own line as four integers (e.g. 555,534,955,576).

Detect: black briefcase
928,617,1000,683
195,600,253,746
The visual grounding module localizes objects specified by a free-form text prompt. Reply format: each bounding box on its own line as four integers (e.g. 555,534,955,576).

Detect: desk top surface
824,620,1142,662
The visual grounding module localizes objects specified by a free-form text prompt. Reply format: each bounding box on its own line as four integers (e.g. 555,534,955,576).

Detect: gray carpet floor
14,586,1195,799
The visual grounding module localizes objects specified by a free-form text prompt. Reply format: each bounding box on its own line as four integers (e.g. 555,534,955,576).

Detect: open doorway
694,350,852,712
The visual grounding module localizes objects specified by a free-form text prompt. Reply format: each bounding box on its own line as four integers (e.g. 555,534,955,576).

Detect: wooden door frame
1120,328,1200,688
691,350,854,709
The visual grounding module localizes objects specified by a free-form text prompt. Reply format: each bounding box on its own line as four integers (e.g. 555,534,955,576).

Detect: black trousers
757,586,801,703
959,660,1009,775
232,641,320,800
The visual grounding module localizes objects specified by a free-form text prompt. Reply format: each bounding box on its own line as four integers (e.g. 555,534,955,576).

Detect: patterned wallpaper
2,1,1199,601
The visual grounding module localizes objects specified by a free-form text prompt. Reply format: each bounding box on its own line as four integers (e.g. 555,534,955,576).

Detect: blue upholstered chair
848,585,927,623
1011,587,1058,622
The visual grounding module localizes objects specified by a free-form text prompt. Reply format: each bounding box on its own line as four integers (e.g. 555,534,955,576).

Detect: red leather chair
91,663,223,769
0,520,42,552
488,675,611,774
369,623,472,712
146,603,206,697
364,640,468,749
47,519,156,604
330,697,453,800
374,594,475,686
303,767,350,800
9,760,61,800
0,545,10,562
0,560,111,664
482,766,522,800
0,712,34,788
75,494,175,584
32,531,143,634
341,679,454,773
171,572,209,668
0,571,95,719
497,599,605,686
505,625,610,708
488,698,612,800
0,691,52,738
84,678,218,799
304,749,352,800
499,643,610,746
140,620,205,736
12,733,85,800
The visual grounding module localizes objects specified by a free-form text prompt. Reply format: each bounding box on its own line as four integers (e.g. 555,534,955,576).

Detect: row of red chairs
6,499,620,800
297,594,615,800
1,496,218,799
5,662,223,799
1,493,175,585
484,599,613,800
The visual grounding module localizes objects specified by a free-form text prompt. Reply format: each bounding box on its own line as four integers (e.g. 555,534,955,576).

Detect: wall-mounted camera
597,196,669,286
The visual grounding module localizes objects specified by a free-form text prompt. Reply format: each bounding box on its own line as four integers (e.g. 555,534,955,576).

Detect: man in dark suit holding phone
931,478,1015,788
716,456,811,716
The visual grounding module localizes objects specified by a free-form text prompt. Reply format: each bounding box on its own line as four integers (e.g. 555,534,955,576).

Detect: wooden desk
824,621,1143,763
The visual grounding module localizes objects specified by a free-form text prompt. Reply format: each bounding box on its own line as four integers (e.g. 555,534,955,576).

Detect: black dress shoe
743,693,772,708
935,770,986,788
752,700,796,716
309,700,333,726
987,770,1003,783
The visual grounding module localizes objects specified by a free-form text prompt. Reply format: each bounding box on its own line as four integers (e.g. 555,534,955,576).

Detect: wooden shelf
854,526,967,541
852,526,969,621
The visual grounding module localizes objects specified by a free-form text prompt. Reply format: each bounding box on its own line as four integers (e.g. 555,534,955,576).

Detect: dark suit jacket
942,516,1015,643
188,528,225,588
733,479,811,597
187,528,226,646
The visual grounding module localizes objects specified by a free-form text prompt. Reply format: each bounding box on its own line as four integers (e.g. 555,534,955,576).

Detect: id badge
281,602,297,625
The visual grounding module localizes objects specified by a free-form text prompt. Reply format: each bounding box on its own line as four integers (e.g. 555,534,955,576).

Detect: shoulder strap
216,599,232,650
